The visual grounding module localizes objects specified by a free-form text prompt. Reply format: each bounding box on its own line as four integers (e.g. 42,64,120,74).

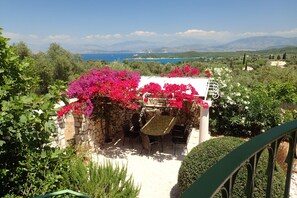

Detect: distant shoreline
80,52,186,64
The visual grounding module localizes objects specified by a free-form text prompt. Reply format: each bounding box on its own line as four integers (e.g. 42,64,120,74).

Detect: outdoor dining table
141,115,177,151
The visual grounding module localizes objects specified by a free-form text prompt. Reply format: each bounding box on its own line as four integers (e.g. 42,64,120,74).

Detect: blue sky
1,0,297,52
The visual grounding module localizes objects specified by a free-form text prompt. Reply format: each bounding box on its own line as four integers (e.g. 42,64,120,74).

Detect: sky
1,0,297,52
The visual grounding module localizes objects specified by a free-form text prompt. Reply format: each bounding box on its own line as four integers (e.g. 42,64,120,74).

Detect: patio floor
91,128,200,198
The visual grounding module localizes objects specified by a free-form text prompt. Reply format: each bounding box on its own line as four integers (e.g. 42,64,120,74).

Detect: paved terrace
91,128,200,198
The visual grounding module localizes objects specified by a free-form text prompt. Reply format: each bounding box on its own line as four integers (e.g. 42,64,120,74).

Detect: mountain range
81,36,297,53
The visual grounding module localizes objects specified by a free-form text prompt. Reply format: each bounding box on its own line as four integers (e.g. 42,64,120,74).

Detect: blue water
80,53,187,64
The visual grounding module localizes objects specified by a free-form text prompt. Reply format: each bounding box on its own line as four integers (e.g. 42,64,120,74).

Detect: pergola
138,76,219,143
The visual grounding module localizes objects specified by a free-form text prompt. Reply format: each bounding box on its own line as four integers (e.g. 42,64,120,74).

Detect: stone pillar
64,114,75,146
73,114,83,145
199,100,212,143
56,116,66,148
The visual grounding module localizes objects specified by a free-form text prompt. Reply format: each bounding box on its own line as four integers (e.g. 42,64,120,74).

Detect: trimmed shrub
178,137,286,197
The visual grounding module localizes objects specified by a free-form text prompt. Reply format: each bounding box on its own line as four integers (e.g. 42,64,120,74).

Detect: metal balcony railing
182,120,297,198
34,189,89,198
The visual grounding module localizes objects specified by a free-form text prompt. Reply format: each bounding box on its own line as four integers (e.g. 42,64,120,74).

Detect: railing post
265,141,279,198
284,131,297,198
199,100,212,143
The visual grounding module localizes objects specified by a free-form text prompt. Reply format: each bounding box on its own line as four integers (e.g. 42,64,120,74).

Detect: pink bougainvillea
58,67,141,117
57,65,210,117
161,64,211,78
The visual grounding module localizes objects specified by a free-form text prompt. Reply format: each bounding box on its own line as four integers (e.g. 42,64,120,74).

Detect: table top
141,115,177,136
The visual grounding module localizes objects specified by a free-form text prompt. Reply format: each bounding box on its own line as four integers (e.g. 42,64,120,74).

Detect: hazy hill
80,36,297,53
135,46,297,59
147,36,297,53
215,36,297,51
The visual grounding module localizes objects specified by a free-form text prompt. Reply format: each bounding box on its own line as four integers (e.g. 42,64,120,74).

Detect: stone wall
54,106,135,150
55,114,106,151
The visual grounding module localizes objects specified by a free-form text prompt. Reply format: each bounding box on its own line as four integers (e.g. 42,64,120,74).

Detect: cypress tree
243,53,246,65
282,52,286,60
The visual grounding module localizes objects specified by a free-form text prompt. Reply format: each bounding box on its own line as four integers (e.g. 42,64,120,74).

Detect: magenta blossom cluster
141,82,208,109
57,65,210,117
161,64,211,78
59,67,141,116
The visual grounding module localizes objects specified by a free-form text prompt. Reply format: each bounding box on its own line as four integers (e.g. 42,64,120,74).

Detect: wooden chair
172,132,189,155
140,133,160,155
131,113,141,133
122,120,139,148
171,122,191,155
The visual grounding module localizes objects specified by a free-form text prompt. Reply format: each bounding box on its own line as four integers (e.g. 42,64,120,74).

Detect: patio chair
131,113,141,133
171,114,193,138
140,112,147,126
171,123,191,155
122,120,139,148
172,131,189,155
140,132,160,155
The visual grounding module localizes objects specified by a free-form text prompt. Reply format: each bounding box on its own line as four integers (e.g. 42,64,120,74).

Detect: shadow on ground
94,133,187,162
170,183,181,198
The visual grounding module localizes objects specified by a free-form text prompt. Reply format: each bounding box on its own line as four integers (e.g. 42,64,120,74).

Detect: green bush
0,30,66,196
12,148,75,197
210,67,286,137
62,158,140,198
178,137,285,197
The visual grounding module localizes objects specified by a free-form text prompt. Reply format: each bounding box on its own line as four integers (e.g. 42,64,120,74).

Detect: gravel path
91,134,185,198
290,165,297,197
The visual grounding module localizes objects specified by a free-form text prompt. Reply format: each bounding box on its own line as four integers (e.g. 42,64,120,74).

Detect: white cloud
28,34,38,38
48,34,71,41
274,28,297,36
2,32,23,41
176,29,232,41
240,28,297,38
83,33,123,40
130,31,156,36
240,31,267,37
176,29,227,37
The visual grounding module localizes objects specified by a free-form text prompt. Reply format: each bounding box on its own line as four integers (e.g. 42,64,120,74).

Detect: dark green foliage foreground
0,30,139,197
178,137,285,197
63,159,140,198
0,30,64,195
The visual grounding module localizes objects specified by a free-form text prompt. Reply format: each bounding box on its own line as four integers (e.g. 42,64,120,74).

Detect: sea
80,53,187,64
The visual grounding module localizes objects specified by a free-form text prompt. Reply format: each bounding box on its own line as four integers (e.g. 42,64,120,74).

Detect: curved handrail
182,120,297,198
34,189,90,198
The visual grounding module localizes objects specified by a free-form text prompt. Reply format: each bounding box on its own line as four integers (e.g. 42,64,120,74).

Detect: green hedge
178,137,286,197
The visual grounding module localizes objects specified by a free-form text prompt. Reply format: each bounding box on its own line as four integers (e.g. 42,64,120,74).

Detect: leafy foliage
11,148,75,197
0,31,66,196
12,41,32,60
30,43,85,94
63,158,140,198
209,66,292,137
178,137,285,197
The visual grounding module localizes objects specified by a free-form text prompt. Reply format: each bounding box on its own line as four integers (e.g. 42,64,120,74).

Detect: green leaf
20,95,33,104
0,140,5,146
19,114,27,123
41,151,46,159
